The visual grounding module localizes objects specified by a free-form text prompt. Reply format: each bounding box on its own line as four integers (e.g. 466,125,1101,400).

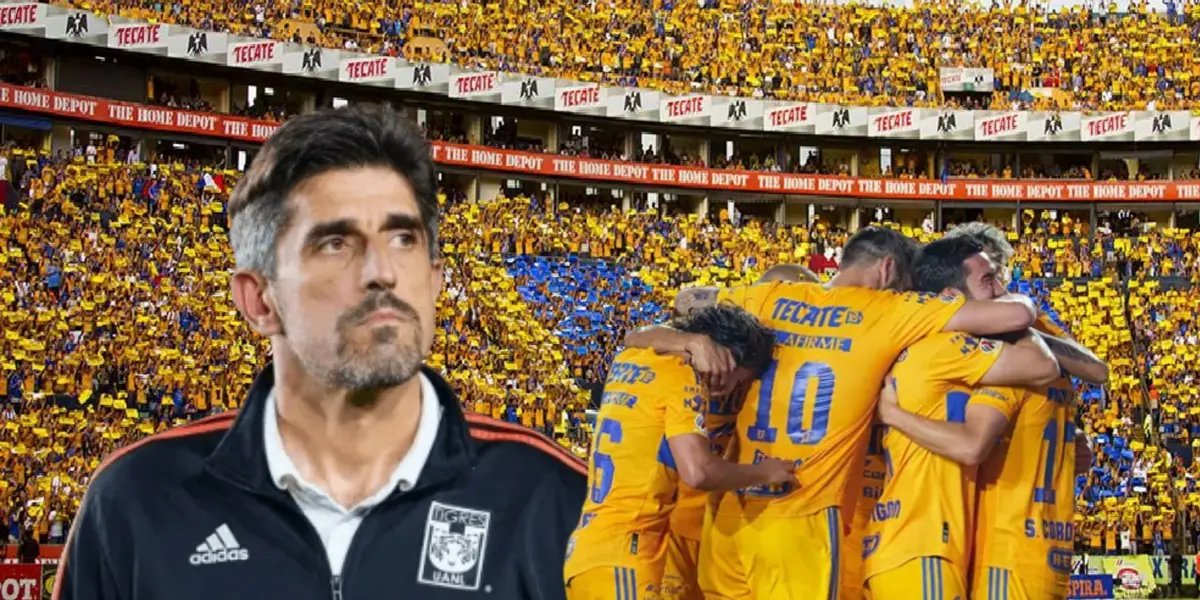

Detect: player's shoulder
464,413,587,483
610,348,694,380
85,412,237,501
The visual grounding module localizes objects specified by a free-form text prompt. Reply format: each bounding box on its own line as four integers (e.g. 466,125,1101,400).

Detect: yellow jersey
971,378,1078,597
718,282,965,519
863,332,1005,578
564,348,707,577
669,393,741,541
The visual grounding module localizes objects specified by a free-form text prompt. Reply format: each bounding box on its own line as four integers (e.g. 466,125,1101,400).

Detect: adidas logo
189,523,250,565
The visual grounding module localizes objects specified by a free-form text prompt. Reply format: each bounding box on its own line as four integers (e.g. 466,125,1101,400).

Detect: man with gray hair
54,104,586,600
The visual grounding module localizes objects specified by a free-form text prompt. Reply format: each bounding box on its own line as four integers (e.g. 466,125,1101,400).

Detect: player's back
972,377,1077,598
719,282,965,518
565,348,704,578
863,332,1002,579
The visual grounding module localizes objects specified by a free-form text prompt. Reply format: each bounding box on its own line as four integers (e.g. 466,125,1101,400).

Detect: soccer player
862,237,1067,600
626,227,1042,600
877,372,1081,600
660,264,824,600
564,305,796,600
943,222,1108,384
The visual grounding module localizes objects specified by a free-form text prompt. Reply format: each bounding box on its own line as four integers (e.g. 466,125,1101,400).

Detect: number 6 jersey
564,348,707,580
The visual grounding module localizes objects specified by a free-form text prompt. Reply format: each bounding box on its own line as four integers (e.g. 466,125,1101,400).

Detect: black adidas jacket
54,364,587,600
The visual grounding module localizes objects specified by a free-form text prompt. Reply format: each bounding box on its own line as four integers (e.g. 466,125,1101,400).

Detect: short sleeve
970,385,1024,420
925,333,1004,387
885,291,967,348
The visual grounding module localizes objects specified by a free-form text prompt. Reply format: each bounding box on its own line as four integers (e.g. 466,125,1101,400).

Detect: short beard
329,322,425,400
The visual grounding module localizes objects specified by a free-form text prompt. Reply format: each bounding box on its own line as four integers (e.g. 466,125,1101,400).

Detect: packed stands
55,0,1200,110
0,135,1192,568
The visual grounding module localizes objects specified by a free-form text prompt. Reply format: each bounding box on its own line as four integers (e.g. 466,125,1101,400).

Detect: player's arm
663,387,794,492
666,433,796,491
622,326,735,390
876,379,1013,467
976,330,1061,387
674,287,721,315
1033,329,1109,384
941,293,1038,335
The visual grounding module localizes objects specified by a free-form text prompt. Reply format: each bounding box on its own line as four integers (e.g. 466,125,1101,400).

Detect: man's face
266,165,442,394
960,252,1006,301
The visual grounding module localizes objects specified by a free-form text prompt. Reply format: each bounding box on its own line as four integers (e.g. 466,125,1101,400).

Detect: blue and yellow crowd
57,0,1200,110
0,141,1198,559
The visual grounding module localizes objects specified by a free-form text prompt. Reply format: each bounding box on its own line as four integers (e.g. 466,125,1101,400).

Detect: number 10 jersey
717,282,965,520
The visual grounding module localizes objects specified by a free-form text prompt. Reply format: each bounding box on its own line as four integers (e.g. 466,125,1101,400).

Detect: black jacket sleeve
54,480,126,600
515,468,587,600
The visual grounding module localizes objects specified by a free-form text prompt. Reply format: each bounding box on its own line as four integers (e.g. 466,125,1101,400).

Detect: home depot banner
0,563,55,600
1,81,1198,202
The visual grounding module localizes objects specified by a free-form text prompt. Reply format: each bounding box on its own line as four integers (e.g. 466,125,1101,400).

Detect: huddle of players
563,223,1108,600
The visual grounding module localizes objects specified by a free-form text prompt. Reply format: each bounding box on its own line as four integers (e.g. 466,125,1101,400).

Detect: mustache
337,293,419,329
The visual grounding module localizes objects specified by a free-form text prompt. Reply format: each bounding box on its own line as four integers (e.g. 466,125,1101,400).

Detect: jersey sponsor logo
189,523,250,565
606,362,656,385
418,501,491,591
769,299,862,328
979,339,999,353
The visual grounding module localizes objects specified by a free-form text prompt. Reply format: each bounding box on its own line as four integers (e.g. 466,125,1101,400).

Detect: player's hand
757,457,799,487
875,376,901,425
683,333,735,392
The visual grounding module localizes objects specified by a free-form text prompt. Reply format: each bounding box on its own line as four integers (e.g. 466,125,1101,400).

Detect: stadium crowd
55,0,1200,110
1,140,1198,563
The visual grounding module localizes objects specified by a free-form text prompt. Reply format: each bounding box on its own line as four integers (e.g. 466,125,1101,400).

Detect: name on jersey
1026,518,1074,543
607,362,656,384
601,391,639,408
770,300,863,328
870,500,901,523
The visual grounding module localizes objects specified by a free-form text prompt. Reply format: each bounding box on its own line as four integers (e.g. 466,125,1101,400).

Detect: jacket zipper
330,575,343,600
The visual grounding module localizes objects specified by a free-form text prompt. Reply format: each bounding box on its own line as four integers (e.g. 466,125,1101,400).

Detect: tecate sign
555,85,602,110
450,72,498,98
227,41,282,66
109,23,165,49
0,4,42,28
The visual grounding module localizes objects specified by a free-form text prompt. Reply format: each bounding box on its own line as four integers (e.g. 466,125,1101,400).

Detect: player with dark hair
877,230,1107,600
626,226,1041,600
863,236,1065,599
564,304,794,600
55,104,586,600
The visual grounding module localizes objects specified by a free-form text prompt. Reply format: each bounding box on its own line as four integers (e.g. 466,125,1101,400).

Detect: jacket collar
205,363,477,495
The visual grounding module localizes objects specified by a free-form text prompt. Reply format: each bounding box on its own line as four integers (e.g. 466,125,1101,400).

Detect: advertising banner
1149,553,1198,585
1069,574,1114,600
0,564,42,599
0,81,1196,202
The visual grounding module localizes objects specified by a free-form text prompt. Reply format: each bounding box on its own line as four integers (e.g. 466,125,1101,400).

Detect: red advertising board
0,82,1196,202
0,546,61,565
430,143,1200,202
0,564,42,599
